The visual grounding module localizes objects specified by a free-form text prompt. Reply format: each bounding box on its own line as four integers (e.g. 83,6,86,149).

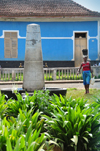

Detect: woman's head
83,56,87,62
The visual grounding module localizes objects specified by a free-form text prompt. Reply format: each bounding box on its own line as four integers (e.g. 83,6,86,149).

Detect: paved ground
0,81,100,90
45,82,100,89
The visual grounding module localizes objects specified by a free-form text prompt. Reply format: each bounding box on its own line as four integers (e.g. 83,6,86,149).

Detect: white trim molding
73,31,89,61
41,36,73,40
73,31,99,61
0,31,74,40
98,20,100,60
0,30,26,39
88,35,98,40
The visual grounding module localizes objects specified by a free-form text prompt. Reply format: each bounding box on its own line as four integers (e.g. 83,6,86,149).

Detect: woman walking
77,50,93,94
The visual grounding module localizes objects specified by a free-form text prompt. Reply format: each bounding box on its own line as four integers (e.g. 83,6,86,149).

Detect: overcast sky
73,0,100,12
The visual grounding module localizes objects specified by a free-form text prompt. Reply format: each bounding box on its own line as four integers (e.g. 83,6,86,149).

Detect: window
4,32,18,58
75,33,87,38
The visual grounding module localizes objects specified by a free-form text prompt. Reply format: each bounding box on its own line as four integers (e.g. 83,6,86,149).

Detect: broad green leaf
63,121,69,127
26,124,32,142
38,144,45,151
19,135,25,149
14,137,21,151
4,127,8,138
84,143,87,150
88,133,93,138
83,137,89,143
27,141,36,151
49,140,59,146
7,138,13,151
71,135,78,146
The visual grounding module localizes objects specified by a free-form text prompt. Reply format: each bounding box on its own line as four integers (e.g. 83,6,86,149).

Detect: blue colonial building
0,0,100,67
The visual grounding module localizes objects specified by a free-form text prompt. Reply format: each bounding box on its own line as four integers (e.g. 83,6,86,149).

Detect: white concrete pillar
23,24,44,91
12,70,15,81
53,69,56,80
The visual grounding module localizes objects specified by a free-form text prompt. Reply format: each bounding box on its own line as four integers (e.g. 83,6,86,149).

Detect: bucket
82,49,88,55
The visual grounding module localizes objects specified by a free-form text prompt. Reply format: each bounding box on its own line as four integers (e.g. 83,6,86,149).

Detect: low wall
0,66,99,81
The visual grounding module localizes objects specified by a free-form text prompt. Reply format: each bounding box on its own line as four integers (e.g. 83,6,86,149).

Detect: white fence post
12,70,15,81
53,69,56,80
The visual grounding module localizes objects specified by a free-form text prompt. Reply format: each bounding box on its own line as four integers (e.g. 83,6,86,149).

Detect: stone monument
23,24,45,91
1,24,67,100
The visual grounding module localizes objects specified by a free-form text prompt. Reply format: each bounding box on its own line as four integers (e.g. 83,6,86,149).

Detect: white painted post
12,70,15,81
53,69,56,80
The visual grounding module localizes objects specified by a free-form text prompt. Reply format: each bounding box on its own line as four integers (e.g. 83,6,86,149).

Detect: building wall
0,21,98,66
98,20,100,60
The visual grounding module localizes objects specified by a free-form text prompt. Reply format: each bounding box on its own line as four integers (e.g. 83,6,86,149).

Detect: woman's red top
81,62,90,71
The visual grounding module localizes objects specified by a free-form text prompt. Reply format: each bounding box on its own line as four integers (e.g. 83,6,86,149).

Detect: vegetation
66,88,100,103
0,90,100,151
1,72,100,81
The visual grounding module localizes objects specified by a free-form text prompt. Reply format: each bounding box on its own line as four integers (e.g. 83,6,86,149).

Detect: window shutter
11,32,18,58
11,39,18,58
4,33,11,58
4,32,18,58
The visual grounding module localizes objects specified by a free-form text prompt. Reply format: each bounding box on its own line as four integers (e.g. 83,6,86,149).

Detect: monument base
1,88,67,100
1,88,25,100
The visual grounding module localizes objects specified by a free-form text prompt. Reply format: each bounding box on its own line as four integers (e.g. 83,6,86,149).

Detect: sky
73,0,100,12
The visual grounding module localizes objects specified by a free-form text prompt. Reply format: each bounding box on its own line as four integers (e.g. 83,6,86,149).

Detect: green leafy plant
32,90,52,116
42,95,100,151
6,127,47,151
6,92,35,117
0,93,7,118
49,94,87,112
1,90,100,151
0,108,52,151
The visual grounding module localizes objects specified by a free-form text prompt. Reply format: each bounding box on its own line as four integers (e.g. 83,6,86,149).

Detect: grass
0,73,23,81
66,88,100,103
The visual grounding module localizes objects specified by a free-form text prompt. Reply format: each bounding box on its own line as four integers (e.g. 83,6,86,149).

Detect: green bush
0,91,100,151
4,90,52,118
98,75,100,79
0,108,54,151
0,93,7,118
42,95,100,151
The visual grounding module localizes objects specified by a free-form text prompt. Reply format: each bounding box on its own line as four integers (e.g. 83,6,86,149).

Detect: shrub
0,108,54,151
0,91,100,151
98,75,100,79
5,90,52,118
0,93,7,118
42,95,100,151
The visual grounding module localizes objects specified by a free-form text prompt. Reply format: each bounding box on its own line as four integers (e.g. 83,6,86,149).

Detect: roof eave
0,16,100,22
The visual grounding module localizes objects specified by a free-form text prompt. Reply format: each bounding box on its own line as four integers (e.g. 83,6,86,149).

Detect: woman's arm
77,64,82,75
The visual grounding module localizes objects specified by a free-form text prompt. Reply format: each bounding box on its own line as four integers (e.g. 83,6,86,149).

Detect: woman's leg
83,71,87,93
85,71,91,94
86,84,89,93
84,85,87,94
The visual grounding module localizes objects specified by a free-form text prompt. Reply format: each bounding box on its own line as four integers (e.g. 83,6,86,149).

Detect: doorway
75,32,87,67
